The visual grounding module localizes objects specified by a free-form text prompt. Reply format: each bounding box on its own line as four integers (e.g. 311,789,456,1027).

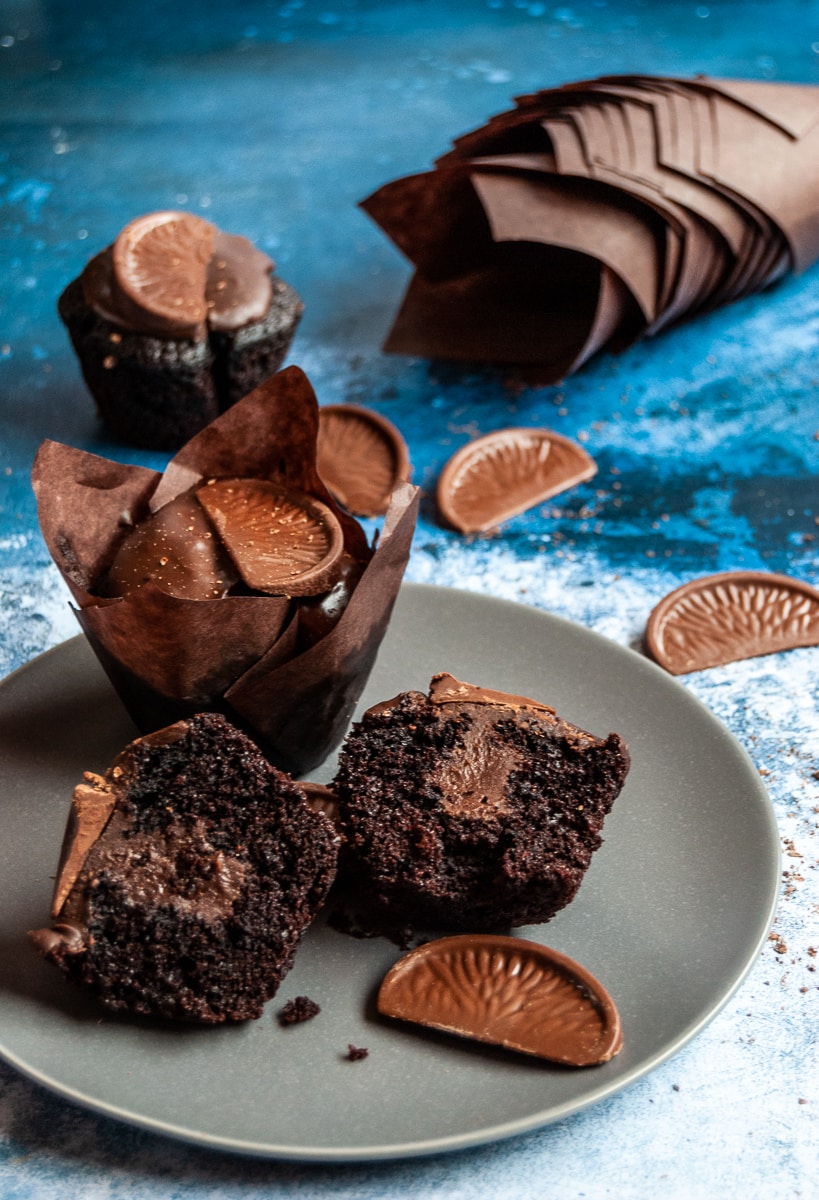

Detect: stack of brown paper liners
361,74,819,379
32,367,420,777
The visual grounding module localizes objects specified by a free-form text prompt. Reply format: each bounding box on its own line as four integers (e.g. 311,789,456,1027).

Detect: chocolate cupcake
334,673,630,930
29,713,340,1023
31,366,420,775
58,211,303,450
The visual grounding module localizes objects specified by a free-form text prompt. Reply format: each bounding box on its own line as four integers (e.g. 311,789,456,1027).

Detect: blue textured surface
1,2,818,1196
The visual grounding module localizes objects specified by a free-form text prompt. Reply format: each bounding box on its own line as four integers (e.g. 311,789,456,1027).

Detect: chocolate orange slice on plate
436,428,597,533
645,570,819,674
317,404,411,517
378,933,622,1067
197,478,344,596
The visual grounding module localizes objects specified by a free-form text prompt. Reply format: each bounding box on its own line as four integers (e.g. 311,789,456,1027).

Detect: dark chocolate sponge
333,674,630,930
29,713,339,1023
58,273,303,451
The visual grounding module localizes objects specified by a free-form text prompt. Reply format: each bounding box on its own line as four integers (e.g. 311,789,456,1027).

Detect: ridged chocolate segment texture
111,211,215,337
437,428,597,533
196,479,345,596
317,404,411,518
645,571,819,674
378,934,622,1066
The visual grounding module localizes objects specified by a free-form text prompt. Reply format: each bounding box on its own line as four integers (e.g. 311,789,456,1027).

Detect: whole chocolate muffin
29,713,339,1023
31,367,420,776
58,211,303,449
334,674,630,930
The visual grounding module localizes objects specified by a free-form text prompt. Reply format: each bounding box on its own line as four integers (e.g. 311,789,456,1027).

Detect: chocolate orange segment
51,773,117,919
317,404,411,517
436,428,597,533
645,570,819,674
105,491,237,600
378,933,622,1067
112,211,215,337
196,478,345,596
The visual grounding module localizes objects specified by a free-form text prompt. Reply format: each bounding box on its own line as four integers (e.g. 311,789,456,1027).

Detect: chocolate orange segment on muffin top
59,213,303,450
83,214,278,339
206,231,278,330
378,933,622,1066
104,490,237,600
110,211,215,337
196,478,345,596
334,672,629,930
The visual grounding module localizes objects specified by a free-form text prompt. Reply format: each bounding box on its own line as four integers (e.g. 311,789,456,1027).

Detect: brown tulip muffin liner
361,73,819,377
32,366,420,775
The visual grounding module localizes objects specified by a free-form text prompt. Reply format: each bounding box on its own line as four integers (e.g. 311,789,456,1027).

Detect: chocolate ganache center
59,813,247,927
431,706,518,818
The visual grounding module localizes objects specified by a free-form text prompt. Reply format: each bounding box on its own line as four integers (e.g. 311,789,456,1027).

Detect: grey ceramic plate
0,583,779,1162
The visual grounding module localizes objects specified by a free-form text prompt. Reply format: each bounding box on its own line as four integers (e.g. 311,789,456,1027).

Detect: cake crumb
345,1044,369,1061
278,996,321,1026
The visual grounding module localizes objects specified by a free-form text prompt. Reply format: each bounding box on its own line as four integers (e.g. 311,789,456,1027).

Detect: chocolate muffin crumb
278,995,321,1025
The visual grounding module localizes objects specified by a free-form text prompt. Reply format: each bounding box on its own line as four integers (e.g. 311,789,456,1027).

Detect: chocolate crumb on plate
278,996,321,1025
317,404,411,518
377,933,622,1067
436,427,597,533
645,570,819,674
345,1044,369,1061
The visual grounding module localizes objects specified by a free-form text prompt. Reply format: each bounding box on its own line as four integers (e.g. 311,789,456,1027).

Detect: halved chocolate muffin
29,713,339,1023
58,211,303,449
334,674,629,930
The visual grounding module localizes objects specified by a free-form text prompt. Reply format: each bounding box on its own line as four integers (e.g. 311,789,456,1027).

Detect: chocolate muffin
58,211,303,450
29,713,339,1023
31,367,420,776
334,673,630,930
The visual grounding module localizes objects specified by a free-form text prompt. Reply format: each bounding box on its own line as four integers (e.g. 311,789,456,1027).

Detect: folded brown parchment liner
32,366,420,775
361,74,819,378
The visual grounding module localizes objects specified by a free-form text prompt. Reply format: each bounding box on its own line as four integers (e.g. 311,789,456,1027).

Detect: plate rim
0,582,781,1162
